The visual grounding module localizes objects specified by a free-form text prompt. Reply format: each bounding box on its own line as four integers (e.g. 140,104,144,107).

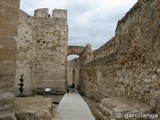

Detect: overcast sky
20,0,138,59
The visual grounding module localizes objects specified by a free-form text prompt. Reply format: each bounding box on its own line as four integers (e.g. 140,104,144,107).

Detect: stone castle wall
93,37,116,59
79,44,93,63
0,0,20,119
80,0,160,113
15,8,68,95
15,10,35,96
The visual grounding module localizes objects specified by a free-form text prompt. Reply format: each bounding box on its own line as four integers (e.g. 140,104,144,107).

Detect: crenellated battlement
52,9,67,19
34,8,67,19
34,8,49,17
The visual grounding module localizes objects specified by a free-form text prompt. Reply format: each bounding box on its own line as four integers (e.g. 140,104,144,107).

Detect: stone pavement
57,92,95,120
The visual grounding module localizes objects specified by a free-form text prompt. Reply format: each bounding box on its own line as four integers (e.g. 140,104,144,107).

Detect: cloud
66,0,138,50
20,0,138,60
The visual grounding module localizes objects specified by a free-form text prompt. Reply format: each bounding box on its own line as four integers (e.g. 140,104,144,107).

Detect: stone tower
15,8,68,95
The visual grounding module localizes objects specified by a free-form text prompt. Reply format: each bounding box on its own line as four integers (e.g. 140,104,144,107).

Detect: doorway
72,69,75,87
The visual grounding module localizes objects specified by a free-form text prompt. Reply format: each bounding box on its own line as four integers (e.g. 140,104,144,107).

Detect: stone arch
68,46,85,56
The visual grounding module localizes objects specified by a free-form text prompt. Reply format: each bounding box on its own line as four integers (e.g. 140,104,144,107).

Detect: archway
67,55,80,89
68,45,85,56
67,55,79,61
67,46,85,90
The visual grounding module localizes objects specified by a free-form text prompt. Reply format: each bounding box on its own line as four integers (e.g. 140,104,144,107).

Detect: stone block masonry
15,8,68,96
96,97,154,120
15,10,35,96
0,0,20,119
78,0,160,118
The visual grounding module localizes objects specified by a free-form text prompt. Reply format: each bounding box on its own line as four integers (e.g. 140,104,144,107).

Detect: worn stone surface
96,97,154,120
15,96,62,120
15,8,68,96
0,36,17,60
15,10,34,96
0,0,20,120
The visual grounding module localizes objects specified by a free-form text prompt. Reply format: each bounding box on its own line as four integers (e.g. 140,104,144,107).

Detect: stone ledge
0,113,16,120
96,97,155,120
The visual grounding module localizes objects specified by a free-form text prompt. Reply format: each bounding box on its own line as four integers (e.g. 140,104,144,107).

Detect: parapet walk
57,93,95,120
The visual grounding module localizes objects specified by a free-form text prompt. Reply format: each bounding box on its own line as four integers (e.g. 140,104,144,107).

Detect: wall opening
67,55,79,61
72,69,75,87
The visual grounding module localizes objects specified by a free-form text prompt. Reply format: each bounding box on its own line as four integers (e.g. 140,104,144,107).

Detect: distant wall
15,8,68,95
0,0,20,119
79,44,93,63
80,0,160,113
93,37,116,59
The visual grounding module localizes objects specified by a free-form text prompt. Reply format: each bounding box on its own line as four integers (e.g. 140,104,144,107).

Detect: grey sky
20,0,138,59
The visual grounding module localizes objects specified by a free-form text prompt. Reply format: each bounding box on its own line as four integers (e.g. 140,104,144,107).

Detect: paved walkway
57,93,95,120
